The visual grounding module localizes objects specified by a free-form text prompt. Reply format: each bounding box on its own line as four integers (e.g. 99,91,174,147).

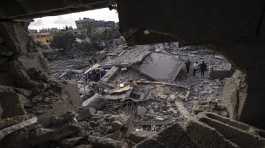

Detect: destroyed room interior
1,0,265,148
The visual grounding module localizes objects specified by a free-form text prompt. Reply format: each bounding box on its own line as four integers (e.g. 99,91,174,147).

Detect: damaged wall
0,21,81,122
222,70,247,120
116,0,265,129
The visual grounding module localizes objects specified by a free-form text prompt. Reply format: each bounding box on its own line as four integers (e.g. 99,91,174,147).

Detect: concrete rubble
0,22,263,148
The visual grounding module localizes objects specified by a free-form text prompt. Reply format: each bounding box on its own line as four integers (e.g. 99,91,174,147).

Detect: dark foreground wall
117,0,265,129
117,0,265,43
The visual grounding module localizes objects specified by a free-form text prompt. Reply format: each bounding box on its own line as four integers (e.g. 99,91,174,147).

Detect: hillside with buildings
29,18,121,52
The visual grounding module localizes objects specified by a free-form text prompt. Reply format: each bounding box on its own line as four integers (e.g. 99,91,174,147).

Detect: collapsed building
0,0,265,148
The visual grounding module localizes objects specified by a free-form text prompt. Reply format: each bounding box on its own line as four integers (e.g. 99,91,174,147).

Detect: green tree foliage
50,31,75,50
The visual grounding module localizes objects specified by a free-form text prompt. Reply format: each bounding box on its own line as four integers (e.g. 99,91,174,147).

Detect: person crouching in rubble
199,61,208,77
185,59,191,73
193,61,199,76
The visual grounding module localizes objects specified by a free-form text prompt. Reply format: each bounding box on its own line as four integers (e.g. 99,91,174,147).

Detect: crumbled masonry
0,21,260,148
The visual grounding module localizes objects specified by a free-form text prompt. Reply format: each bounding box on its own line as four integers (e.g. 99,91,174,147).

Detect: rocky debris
187,112,265,148
0,104,2,119
74,145,92,148
85,136,127,148
0,21,83,148
186,118,239,148
0,21,256,148
134,122,196,148
0,117,37,140
209,69,234,80
0,86,27,118
192,100,229,117
100,66,119,82
222,70,247,120
128,130,155,144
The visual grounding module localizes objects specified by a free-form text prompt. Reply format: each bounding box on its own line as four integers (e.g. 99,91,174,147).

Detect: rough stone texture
186,118,239,148
117,0,265,129
128,131,154,144
0,104,2,119
37,81,81,123
197,112,265,148
60,137,85,148
134,122,197,148
0,21,81,124
222,70,247,119
0,117,37,141
0,85,27,118
74,145,93,148
209,69,234,80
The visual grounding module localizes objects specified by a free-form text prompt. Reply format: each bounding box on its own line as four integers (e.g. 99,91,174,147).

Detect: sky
28,8,119,30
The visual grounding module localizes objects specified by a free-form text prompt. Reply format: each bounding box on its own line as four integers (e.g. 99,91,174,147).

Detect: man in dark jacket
199,61,207,77
185,59,191,73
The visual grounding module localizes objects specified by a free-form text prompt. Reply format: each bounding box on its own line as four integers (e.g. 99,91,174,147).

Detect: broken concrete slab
60,137,84,148
107,45,152,66
86,136,126,148
29,124,81,146
74,145,93,148
0,117,37,141
186,118,239,148
135,80,189,89
100,66,119,82
134,122,196,148
209,70,234,80
36,81,81,124
128,130,154,144
82,93,101,107
197,112,265,148
222,70,247,120
136,53,185,82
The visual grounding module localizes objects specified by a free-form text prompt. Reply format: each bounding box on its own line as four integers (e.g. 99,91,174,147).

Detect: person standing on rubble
199,61,207,77
193,61,199,76
185,59,191,73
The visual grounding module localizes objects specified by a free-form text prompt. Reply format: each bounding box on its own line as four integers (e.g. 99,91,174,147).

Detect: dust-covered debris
18,42,238,148
0,26,255,148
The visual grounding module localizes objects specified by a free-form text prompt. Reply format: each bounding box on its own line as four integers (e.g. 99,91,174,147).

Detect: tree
50,31,75,50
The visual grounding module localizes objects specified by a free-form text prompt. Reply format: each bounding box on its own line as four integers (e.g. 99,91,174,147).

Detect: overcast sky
28,8,119,30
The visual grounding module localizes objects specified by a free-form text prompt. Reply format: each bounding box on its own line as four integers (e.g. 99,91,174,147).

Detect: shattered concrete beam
186,112,265,148
100,66,119,82
87,136,125,148
197,112,265,148
0,117,37,141
186,118,239,148
135,80,189,89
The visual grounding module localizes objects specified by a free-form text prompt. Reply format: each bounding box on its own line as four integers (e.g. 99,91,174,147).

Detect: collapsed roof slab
107,45,152,66
136,52,185,82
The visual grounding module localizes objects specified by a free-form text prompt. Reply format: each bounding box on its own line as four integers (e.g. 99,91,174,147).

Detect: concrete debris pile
0,22,258,148
0,22,82,147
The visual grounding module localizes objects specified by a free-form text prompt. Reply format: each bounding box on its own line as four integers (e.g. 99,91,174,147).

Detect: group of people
185,59,207,77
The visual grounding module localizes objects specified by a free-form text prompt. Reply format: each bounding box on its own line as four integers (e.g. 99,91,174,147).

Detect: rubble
0,117,37,140
187,112,265,148
134,122,196,148
222,70,247,120
0,21,261,148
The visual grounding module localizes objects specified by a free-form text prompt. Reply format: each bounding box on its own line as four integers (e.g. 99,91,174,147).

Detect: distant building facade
29,32,53,46
75,18,116,36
